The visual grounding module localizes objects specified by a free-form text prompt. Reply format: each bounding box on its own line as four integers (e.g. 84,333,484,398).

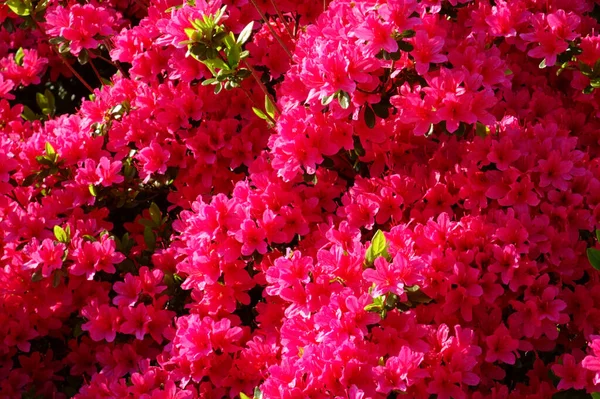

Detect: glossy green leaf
365,230,387,264
587,247,600,270
237,21,254,45
54,225,68,243
338,91,350,109
6,0,30,16
14,47,25,65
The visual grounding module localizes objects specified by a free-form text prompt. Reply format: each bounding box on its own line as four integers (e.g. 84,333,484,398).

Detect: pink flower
81,301,121,342
437,93,477,133
354,14,398,54
96,157,124,187
120,304,151,340
234,219,267,256
0,73,14,100
374,347,428,393
552,354,586,390
136,141,171,183
537,151,574,191
411,31,447,75
363,253,424,297
24,238,66,278
485,324,519,364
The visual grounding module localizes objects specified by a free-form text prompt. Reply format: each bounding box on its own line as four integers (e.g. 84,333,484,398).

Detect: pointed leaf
149,202,162,225
364,106,376,128
14,47,25,65
252,107,269,121
6,0,30,16
265,95,275,118
237,21,254,45
54,225,68,243
338,91,350,109
588,248,600,271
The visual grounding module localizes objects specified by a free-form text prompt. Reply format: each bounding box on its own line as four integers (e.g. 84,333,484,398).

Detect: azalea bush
2,0,600,397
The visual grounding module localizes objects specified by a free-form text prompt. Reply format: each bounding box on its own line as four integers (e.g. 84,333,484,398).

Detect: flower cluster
1,0,600,398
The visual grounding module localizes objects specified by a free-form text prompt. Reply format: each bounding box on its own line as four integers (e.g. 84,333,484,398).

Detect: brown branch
243,60,281,116
248,0,293,60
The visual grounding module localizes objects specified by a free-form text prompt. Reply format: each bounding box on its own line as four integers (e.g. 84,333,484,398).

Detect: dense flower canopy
2,0,600,398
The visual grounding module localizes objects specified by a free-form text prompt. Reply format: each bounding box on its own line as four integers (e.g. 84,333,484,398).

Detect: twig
243,60,281,116
94,53,128,78
269,0,293,39
248,0,293,60
241,86,276,126
89,59,104,85
30,18,94,93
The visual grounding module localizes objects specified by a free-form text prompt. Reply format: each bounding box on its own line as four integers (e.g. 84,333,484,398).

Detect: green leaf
372,101,390,119
338,91,350,109
149,202,162,226
364,106,376,129
321,93,335,106
475,122,490,137
406,288,432,304
45,142,56,157
365,230,387,264
73,322,83,337
36,92,49,110
21,105,38,121
31,271,43,282
77,49,89,65
184,27,197,41
539,58,547,69
237,21,254,45
52,270,62,287
253,387,263,399
591,78,600,89
583,85,594,94
214,5,227,23
596,229,600,242
399,29,416,38
587,247,600,270
252,107,269,121
6,0,30,16
226,41,241,68
240,394,252,399
397,40,414,52
504,69,513,75
591,393,600,399
14,47,25,66
202,57,230,72
57,42,70,54
143,226,156,252
202,78,218,86
54,225,68,243
88,184,97,197
43,89,55,116
265,95,275,118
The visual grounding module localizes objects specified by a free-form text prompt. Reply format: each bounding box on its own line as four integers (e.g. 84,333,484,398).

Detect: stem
89,59,104,85
243,60,281,116
94,53,129,78
269,0,293,39
241,86,276,126
30,18,95,93
248,0,293,60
